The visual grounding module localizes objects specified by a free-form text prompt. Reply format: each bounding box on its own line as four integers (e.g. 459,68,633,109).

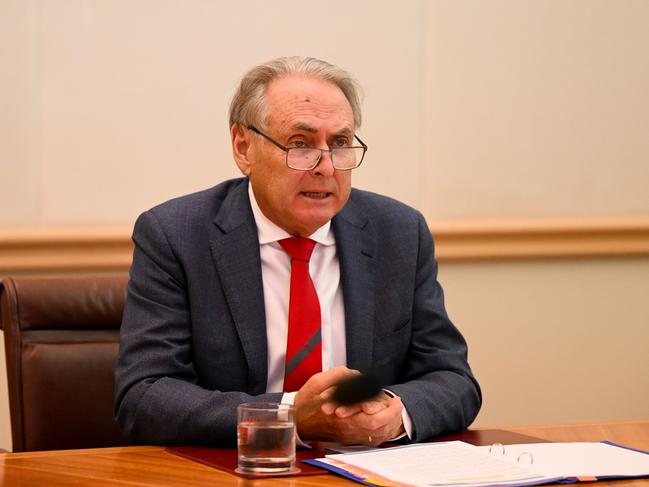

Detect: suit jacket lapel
209,180,268,394
333,194,376,373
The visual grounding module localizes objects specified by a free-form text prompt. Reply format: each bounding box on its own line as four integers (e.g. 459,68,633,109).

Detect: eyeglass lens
287,147,364,170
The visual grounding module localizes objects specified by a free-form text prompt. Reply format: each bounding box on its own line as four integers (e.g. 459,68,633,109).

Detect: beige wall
1,0,648,451
442,258,649,427
422,1,649,219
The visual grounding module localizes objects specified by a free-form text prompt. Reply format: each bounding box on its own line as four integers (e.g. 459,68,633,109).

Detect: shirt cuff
382,388,413,441
281,391,297,405
281,391,311,448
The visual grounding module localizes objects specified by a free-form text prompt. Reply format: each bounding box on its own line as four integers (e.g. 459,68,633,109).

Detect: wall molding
0,227,133,274
1,217,649,274
429,217,649,261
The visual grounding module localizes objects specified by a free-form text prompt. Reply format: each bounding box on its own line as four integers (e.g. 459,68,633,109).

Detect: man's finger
309,366,360,392
321,401,337,415
360,399,388,415
334,403,364,418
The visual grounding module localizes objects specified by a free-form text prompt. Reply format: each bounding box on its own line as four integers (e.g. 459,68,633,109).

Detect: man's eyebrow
289,123,354,138
291,123,318,133
331,128,354,138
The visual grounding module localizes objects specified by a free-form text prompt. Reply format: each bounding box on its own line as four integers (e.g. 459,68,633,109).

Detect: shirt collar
248,183,335,246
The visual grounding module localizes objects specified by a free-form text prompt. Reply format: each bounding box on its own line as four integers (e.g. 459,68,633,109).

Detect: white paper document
315,440,649,487
476,442,649,478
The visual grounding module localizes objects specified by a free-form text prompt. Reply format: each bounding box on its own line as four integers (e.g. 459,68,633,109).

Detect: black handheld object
330,373,383,406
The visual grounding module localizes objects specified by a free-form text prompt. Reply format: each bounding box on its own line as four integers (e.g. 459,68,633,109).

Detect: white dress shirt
248,186,347,394
248,186,412,440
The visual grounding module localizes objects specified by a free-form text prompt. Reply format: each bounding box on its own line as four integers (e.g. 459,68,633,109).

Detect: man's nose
312,150,335,176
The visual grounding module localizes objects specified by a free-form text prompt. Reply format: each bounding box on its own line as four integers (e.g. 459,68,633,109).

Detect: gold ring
368,435,372,444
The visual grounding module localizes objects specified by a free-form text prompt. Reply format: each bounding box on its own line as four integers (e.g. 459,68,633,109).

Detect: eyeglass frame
247,126,368,171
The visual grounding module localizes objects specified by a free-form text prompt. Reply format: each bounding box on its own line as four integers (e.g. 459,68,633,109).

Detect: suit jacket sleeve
114,209,281,446
381,211,482,441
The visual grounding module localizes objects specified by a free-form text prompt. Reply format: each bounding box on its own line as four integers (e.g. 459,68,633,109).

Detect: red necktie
279,237,322,392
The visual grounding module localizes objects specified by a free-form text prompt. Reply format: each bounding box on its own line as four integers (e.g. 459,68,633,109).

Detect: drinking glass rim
238,402,295,412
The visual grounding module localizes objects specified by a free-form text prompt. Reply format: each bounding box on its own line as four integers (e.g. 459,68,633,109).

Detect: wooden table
1,419,648,486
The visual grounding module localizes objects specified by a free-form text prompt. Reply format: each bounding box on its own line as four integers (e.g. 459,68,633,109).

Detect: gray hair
229,56,362,131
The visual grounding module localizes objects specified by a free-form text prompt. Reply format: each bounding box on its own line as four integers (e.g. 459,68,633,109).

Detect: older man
114,56,481,447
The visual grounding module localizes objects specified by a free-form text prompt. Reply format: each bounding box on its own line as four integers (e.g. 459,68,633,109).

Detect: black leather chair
0,276,129,451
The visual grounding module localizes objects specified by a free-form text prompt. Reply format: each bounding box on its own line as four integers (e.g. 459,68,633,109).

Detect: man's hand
294,366,405,445
326,393,405,445
294,366,360,439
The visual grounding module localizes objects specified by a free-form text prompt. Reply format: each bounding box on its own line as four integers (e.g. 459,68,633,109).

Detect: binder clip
488,443,535,465
488,443,505,455
517,452,534,464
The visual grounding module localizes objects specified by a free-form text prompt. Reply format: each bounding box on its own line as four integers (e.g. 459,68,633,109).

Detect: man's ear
231,124,252,176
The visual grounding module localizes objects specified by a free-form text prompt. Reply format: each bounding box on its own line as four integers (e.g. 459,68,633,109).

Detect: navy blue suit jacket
114,178,481,446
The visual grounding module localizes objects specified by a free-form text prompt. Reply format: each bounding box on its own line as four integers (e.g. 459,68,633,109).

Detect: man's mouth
301,192,331,199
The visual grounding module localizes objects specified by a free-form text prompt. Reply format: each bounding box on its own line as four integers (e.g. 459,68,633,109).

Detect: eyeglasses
248,126,367,171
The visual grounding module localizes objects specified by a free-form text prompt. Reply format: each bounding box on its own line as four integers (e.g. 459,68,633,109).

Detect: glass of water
236,402,297,475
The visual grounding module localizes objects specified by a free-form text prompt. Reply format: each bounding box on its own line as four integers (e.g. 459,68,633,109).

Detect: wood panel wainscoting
1,217,649,274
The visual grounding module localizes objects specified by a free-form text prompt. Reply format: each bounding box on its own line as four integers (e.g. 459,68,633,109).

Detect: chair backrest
0,275,129,452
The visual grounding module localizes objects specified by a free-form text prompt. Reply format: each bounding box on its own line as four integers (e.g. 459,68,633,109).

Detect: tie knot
279,237,316,262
